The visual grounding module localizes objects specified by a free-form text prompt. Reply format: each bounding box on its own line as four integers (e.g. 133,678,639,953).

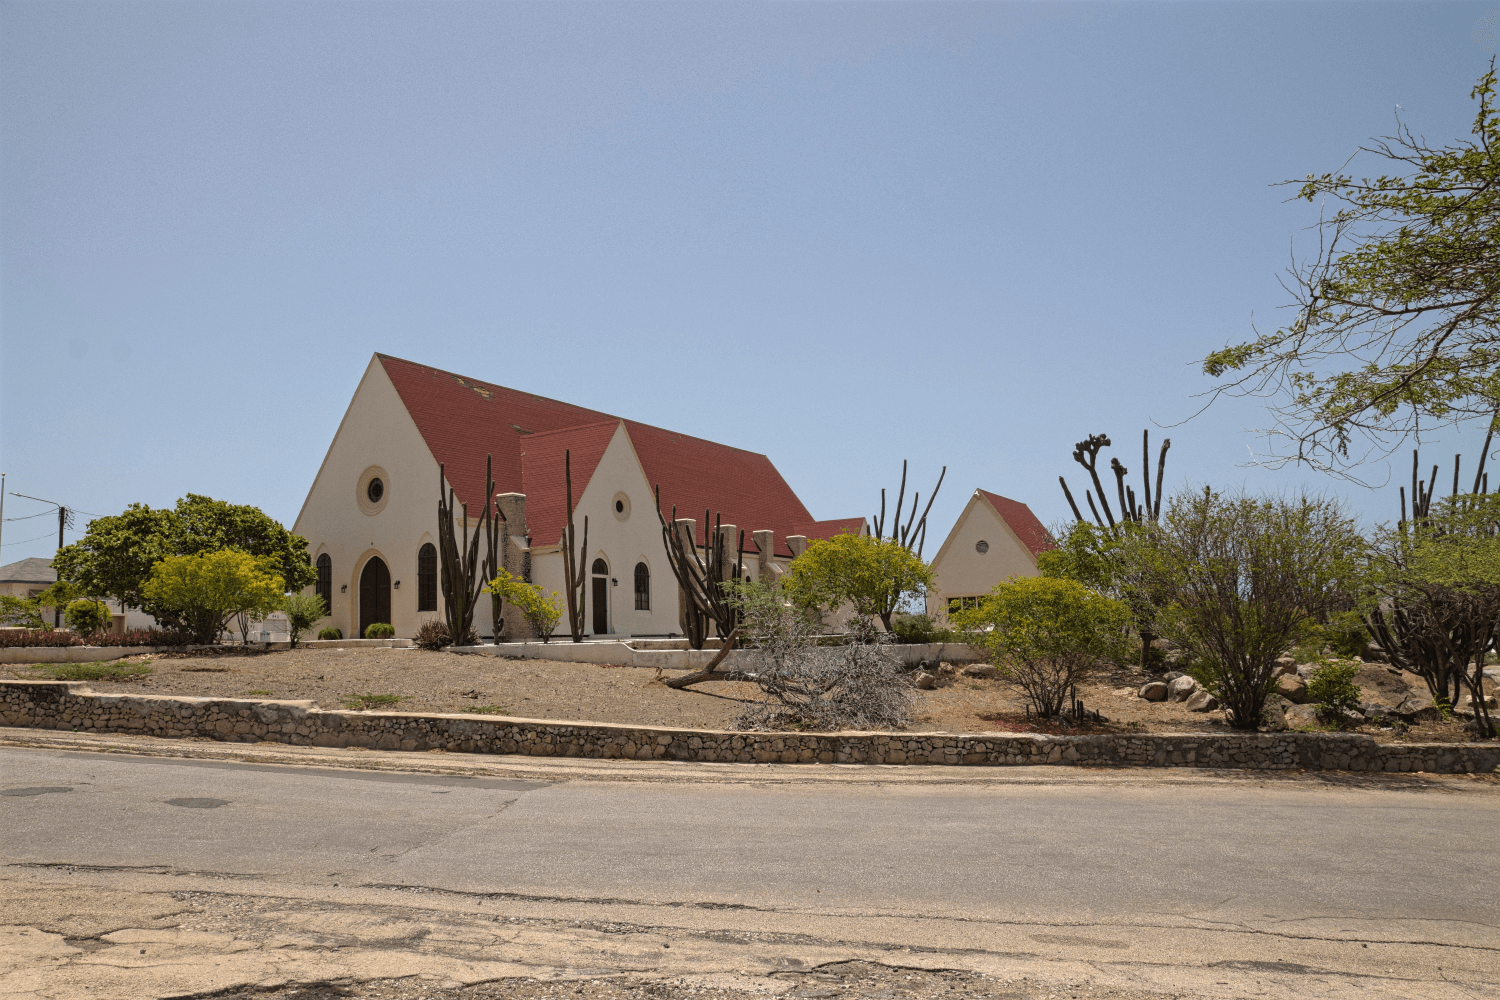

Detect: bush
141,549,285,644
1307,662,1363,724
0,595,48,630
953,576,1130,718
89,627,193,647
0,629,82,648
317,626,342,640
364,622,395,639
414,619,450,651
486,569,562,642
889,614,938,644
65,599,114,635
279,591,326,648
781,533,933,631
1130,488,1365,731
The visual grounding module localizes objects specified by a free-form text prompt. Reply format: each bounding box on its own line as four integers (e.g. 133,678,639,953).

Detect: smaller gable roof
520,421,624,546
978,490,1053,558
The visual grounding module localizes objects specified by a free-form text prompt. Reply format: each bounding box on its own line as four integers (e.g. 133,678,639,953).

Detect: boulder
1397,697,1441,723
1259,698,1290,732
1361,642,1390,664
1284,703,1320,729
1139,681,1169,702
962,663,999,679
1163,671,1185,682
937,661,958,677
1363,703,1398,723
1168,675,1199,702
1163,649,1186,667
913,671,937,690
1295,663,1318,680
1184,690,1219,712
1275,674,1309,704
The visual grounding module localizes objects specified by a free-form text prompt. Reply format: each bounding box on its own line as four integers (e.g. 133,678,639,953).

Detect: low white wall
453,640,986,670
0,645,178,665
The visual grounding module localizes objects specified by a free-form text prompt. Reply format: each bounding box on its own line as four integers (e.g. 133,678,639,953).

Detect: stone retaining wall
2,681,1496,773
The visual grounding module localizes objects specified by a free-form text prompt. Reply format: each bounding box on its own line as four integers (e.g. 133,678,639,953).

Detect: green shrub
486,569,563,642
1307,662,1362,723
364,622,395,639
64,599,114,635
317,626,342,640
280,591,327,648
889,613,938,644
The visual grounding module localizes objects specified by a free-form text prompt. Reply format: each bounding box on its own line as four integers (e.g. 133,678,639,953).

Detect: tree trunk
662,628,746,689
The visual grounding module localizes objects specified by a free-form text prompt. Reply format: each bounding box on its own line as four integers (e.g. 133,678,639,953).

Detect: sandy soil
2,646,1484,743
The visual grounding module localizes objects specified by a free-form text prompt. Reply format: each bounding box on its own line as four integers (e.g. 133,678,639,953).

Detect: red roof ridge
976,490,1053,558
522,420,625,442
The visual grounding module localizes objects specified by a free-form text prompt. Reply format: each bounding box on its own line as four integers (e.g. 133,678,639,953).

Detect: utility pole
0,473,6,561
13,492,74,627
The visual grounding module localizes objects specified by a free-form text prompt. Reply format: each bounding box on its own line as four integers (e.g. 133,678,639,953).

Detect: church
293,354,864,640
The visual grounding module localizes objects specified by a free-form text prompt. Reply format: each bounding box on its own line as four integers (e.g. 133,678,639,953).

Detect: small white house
925,489,1051,621
293,354,863,640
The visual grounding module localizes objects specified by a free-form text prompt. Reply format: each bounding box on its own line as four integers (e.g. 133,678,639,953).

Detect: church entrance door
359,556,391,638
591,558,609,635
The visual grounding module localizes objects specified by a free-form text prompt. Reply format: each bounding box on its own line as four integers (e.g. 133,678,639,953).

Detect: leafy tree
1131,489,1366,731
54,495,314,621
0,595,48,630
1203,64,1500,472
141,550,285,644
1365,492,1500,737
486,569,563,642
953,576,1130,718
280,591,327,649
781,533,934,631
64,599,113,635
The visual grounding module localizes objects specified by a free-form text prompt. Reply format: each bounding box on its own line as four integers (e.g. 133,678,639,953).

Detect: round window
367,478,385,503
615,500,624,513
612,492,631,522
975,539,989,554
356,466,390,516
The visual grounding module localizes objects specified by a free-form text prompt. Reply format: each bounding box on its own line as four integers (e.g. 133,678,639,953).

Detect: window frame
417,543,438,612
633,562,650,611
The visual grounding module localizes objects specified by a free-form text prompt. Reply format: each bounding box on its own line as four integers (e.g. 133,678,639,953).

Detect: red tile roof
978,490,1054,558
519,422,620,546
377,354,853,557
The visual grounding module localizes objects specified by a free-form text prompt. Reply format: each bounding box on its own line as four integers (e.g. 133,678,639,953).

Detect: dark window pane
316,554,333,615
634,562,650,611
417,543,437,612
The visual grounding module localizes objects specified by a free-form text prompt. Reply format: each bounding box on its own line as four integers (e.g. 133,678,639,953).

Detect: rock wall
2,681,1497,773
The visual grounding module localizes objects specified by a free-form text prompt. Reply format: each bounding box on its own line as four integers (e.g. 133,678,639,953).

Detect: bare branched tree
872,460,946,558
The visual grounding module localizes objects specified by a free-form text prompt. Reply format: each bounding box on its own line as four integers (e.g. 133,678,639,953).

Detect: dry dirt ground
2,648,1479,743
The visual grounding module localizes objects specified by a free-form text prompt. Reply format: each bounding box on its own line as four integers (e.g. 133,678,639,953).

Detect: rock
1151,637,1176,651
1341,708,1366,725
1275,674,1309,704
937,661,957,677
1259,699,1290,732
913,671,937,690
1167,675,1198,702
1163,671,1185,682
1397,697,1441,723
1285,703,1320,729
1273,662,1298,678
1184,690,1219,712
1139,681,1169,702
1363,703,1398,722
1295,663,1318,679
961,664,999,679
1361,642,1390,664
1163,649,1186,666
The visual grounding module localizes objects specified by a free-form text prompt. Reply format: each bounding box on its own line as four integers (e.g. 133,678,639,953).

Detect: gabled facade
293,354,860,640
925,489,1052,621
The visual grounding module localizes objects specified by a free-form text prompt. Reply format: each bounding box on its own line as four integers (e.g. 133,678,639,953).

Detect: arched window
634,562,650,610
315,554,332,614
417,543,437,612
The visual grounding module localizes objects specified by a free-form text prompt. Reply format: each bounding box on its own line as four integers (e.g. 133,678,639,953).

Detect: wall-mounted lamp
394,580,401,589
611,578,618,586
340,584,348,593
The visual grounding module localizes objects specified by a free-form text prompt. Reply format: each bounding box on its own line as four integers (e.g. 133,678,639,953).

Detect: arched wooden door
591,558,609,635
359,557,391,637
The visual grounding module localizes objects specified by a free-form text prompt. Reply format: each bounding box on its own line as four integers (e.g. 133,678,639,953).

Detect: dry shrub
730,586,913,732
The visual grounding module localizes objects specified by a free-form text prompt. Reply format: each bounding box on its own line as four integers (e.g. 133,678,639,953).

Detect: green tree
1131,489,1366,731
54,495,314,623
781,533,934,631
1203,64,1500,472
0,595,48,630
953,576,1129,718
486,569,563,642
64,599,113,635
1365,492,1500,737
141,550,285,644
280,591,327,649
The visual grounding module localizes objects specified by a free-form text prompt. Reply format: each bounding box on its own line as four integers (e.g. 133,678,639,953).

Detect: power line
0,531,59,548
2,510,55,522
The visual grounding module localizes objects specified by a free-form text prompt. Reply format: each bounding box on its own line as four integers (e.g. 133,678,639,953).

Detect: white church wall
293,357,444,639
926,494,1040,621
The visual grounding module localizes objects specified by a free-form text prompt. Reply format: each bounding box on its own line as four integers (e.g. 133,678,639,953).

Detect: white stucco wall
526,424,685,637
926,493,1040,621
292,356,447,639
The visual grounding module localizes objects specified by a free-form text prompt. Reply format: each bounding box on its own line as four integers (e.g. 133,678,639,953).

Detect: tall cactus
655,486,744,651
437,454,501,645
559,450,589,642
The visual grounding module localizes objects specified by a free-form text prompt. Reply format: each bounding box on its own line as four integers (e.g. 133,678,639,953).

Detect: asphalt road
2,743,1498,1000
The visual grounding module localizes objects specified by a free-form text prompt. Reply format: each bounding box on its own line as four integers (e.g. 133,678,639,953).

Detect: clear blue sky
2,1,1497,562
